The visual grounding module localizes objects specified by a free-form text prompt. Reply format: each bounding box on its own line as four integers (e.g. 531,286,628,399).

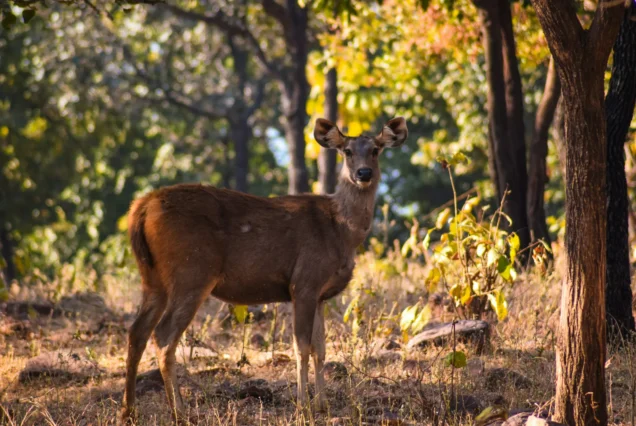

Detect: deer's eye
372,148,380,157
344,149,353,157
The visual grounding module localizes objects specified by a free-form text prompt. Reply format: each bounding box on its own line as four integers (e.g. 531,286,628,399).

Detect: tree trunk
498,0,531,252
552,98,567,179
474,0,530,250
318,67,338,194
530,1,623,424
605,11,636,340
527,57,560,247
280,0,310,195
231,118,251,193
0,226,16,283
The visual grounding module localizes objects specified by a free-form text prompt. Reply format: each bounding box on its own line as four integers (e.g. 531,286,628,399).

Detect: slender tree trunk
231,118,251,193
499,0,531,252
0,226,15,283
530,1,623,424
528,57,560,247
318,67,338,194
605,11,636,340
280,0,310,195
552,98,567,179
474,0,529,250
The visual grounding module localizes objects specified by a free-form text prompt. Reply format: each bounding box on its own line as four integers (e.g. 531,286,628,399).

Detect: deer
121,117,408,422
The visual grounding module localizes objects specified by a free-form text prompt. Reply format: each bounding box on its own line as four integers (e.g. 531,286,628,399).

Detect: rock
366,350,402,366
135,369,165,395
177,346,218,362
1,302,62,320
403,359,429,376
485,368,532,391
406,320,489,353
248,305,273,323
268,353,292,366
502,413,565,426
448,394,481,415
212,331,233,345
250,333,267,349
18,350,104,383
323,361,349,381
237,379,273,402
330,417,351,426
364,410,403,425
57,292,112,317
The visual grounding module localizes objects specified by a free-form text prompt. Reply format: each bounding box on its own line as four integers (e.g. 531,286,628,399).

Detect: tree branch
588,0,626,64
246,78,267,118
529,0,585,68
162,3,278,74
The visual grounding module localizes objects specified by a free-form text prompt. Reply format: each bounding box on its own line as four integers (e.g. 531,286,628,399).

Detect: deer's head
314,117,408,189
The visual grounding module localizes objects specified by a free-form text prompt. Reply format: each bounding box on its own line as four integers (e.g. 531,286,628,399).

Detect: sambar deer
121,117,408,422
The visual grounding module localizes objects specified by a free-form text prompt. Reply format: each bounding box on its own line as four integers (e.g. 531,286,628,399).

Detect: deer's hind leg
152,276,219,422
310,304,326,411
122,276,168,422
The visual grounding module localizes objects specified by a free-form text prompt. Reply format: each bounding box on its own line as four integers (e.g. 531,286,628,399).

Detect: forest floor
1,253,635,426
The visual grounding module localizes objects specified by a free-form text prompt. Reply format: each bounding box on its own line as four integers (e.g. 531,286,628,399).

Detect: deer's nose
356,168,373,182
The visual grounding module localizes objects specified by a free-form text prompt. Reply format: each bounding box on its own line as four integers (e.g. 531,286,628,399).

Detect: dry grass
0,250,635,425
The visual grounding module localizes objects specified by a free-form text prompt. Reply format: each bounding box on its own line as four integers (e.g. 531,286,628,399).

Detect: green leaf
422,229,433,250
232,305,248,324
418,0,431,10
22,9,36,23
443,350,467,368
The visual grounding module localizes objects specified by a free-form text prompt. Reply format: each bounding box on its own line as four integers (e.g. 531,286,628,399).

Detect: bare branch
162,3,278,74
246,79,267,118
529,0,584,67
260,0,287,25
588,0,625,63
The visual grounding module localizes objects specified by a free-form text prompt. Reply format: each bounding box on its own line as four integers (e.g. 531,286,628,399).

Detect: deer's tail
128,197,154,268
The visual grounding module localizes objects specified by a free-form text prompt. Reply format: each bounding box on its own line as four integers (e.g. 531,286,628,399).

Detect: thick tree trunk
605,11,636,340
318,67,338,194
0,226,15,283
527,57,560,247
474,0,530,250
530,1,623,424
556,70,608,426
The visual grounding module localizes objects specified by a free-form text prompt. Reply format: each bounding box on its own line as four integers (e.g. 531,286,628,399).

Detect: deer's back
137,184,350,304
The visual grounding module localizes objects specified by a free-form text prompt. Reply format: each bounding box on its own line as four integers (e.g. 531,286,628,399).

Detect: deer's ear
376,117,408,148
314,118,345,149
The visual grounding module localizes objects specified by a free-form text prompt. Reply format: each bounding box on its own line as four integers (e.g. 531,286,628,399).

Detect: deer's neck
333,176,378,248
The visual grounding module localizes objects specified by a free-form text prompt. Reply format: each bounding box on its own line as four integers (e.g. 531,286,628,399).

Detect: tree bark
527,57,560,247
230,119,251,193
278,0,310,195
552,98,567,179
530,0,623,424
473,0,530,251
318,67,338,194
605,10,636,340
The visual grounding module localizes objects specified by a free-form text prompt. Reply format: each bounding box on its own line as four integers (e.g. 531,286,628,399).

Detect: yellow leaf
232,305,249,324
436,208,451,229
411,305,431,334
400,304,419,332
486,248,498,267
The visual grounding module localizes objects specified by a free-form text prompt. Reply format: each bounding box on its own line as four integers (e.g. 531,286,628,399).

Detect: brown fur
121,117,408,422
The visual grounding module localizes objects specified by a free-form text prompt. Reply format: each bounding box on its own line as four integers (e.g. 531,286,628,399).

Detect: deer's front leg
311,303,326,411
292,295,316,409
